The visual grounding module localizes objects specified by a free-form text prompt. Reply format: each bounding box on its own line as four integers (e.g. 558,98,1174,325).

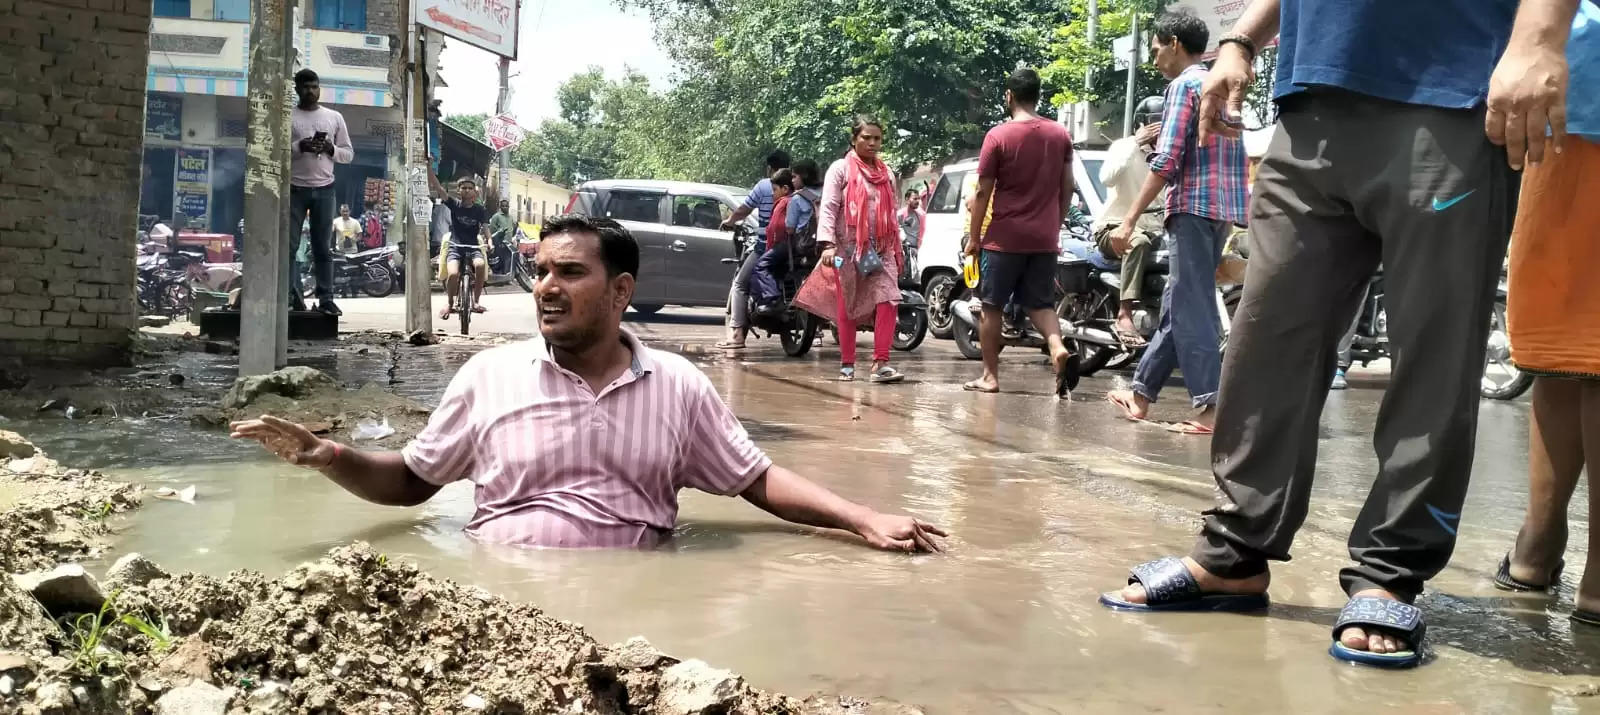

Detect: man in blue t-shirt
718,150,791,349
1100,0,1578,668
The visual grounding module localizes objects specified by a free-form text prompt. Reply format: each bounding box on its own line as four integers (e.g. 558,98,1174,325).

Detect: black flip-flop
1329,597,1425,668
1571,609,1600,627
1493,553,1564,593
1055,352,1081,397
1098,557,1269,612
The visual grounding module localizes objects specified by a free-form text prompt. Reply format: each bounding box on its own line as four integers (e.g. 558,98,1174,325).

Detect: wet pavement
17,306,1599,713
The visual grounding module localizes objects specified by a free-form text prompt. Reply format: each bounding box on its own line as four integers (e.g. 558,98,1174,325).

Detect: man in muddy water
1097,0,1576,669
231,214,946,553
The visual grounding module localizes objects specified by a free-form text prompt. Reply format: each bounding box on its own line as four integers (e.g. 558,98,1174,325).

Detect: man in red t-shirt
962,67,1077,396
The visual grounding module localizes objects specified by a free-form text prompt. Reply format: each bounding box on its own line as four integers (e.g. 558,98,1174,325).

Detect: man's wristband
323,441,343,470
1217,34,1257,62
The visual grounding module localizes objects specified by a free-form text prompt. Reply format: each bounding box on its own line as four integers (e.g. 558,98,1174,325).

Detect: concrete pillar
239,0,294,375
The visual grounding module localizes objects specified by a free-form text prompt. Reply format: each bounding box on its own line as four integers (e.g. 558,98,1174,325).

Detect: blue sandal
1098,557,1270,612
1329,597,1426,668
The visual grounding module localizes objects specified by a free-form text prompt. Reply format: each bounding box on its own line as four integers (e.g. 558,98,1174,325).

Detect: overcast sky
433,1,673,127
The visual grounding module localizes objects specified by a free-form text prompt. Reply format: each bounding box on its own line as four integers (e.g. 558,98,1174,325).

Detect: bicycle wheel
459,271,473,335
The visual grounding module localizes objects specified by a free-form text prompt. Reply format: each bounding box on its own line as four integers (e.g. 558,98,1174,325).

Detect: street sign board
1166,0,1251,55
414,0,519,59
483,113,527,153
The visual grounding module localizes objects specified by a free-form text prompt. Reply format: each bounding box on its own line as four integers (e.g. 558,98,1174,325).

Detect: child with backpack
751,161,822,313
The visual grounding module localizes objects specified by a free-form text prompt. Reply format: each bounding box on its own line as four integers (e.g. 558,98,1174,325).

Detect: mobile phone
313,131,328,141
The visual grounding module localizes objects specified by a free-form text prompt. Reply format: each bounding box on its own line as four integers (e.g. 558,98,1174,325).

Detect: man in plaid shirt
1105,9,1248,434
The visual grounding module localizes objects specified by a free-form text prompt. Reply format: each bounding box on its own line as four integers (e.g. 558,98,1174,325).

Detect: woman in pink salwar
794,116,906,384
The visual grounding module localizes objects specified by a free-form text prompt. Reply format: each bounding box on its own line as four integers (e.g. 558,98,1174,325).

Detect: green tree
442,112,490,144
625,0,1066,175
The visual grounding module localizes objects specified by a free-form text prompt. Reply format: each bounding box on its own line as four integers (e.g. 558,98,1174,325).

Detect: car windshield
1081,158,1107,205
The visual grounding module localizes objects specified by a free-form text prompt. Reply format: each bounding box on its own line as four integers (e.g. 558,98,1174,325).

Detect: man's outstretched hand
856,512,949,553
230,415,336,469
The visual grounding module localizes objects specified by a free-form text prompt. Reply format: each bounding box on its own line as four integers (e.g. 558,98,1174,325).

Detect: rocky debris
138,316,173,328
658,660,745,715
152,680,232,715
0,543,817,715
0,436,141,574
12,564,106,618
103,554,170,590
0,430,37,459
0,577,54,656
406,329,439,346
222,367,337,410
0,652,37,697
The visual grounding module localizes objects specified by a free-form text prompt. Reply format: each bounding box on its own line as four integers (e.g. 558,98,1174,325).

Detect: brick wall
0,0,148,364
366,0,400,41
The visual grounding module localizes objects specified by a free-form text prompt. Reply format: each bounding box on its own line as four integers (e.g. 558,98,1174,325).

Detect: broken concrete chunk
156,639,218,684
608,636,675,669
104,553,171,589
13,564,106,617
138,315,173,328
34,681,73,712
153,680,231,715
0,430,37,459
221,366,336,410
657,660,744,715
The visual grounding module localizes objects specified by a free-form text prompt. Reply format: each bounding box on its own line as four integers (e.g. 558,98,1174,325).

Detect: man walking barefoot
1098,0,1575,668
961,67,1077,396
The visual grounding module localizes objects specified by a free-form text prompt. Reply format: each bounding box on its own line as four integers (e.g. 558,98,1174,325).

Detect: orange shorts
1507,137,1600,377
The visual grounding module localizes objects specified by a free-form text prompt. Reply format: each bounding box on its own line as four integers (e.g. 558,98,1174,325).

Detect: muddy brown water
12,341,1600,713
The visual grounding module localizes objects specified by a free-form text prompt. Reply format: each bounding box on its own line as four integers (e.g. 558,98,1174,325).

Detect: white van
918,150,1108,339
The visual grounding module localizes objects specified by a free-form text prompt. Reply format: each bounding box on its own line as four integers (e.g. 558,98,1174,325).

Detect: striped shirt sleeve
677,373,772,496
1148,77,1197,182
401,357,480,486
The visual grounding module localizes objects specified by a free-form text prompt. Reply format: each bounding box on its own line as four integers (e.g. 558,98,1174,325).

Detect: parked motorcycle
949,220,1099,361
1048,233,1238,377
300,245,399,299
1343,268,1529,400
722,226,822,356
484,231,534,292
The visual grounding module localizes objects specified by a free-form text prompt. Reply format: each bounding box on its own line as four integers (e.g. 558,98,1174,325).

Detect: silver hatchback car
568,179,755,315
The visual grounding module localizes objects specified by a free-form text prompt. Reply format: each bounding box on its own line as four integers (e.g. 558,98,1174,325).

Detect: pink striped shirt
401,332,772,548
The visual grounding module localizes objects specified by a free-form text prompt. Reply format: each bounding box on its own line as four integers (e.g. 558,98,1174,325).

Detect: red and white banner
415,0,519,59
483,113,526,153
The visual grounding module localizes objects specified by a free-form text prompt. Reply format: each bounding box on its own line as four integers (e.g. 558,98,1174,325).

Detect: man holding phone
1103,10,1248,434
288,68,354,315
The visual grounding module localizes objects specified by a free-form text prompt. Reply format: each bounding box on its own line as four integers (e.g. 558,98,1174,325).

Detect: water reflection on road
22,338,1600,713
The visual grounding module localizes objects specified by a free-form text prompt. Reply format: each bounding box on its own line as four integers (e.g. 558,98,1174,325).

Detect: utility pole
400,21,432,336
495,56,510,205
240,0,294,375
1123,9,1139,136
1080,0,1097,139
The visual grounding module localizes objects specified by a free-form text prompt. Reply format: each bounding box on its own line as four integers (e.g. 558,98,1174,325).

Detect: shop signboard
175,148,211,224
146,94,183,141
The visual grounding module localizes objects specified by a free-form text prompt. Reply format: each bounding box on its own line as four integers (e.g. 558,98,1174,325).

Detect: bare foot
1119,556,1270,604
1107,389,1151,420
1191,406,1216,430
1507,517,1568,587
1338,589,1411,654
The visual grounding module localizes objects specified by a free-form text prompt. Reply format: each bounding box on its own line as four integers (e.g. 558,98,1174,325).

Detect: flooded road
15,322,1599,714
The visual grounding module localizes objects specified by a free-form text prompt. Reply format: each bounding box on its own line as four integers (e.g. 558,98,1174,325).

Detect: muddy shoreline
0,336,921,714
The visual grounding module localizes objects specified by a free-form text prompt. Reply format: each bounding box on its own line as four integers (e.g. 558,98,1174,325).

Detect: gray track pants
1190,89,1515,601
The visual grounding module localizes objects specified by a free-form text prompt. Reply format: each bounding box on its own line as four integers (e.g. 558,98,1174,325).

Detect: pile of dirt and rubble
0,429,918,714
4,543,909,715
0,432,142,575
188,366,431,445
